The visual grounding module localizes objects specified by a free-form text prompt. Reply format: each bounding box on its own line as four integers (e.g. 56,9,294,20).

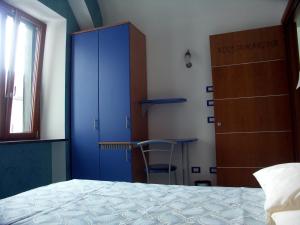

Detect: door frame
282,0,300,161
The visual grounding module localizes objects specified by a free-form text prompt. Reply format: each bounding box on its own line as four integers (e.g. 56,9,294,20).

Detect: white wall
99,0,287,184
41,19,66,140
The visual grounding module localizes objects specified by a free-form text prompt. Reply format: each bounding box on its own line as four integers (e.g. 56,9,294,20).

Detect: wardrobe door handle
125,116,130,129
93,119,99,130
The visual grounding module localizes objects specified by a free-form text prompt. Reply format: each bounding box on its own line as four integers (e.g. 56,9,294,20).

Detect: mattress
0,179,266,225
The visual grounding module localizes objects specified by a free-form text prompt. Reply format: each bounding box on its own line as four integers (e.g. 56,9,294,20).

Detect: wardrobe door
99,24,131,141
98,24,132,181
71,31,100,179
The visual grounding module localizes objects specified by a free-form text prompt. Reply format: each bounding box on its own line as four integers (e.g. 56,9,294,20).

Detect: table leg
181,143,185,185
186,144,190,185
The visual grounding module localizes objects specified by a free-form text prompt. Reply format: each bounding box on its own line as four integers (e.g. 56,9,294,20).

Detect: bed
0,179,266,225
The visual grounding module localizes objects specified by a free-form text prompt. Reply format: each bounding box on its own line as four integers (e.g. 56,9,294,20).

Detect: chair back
137,140,177,182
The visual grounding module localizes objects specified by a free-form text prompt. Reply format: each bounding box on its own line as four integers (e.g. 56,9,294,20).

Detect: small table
171,138,198,185
98,138,198,185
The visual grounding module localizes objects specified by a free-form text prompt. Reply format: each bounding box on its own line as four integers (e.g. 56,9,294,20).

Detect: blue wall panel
0,143,51,199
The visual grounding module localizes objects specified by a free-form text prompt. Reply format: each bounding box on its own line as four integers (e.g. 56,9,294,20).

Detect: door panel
130,25,148,141
216,132,294,167
214,95,292,133
210,26,285,67
71,32,99,180
98,24,132,181
130,25,148,182
213,60,288,99
217,168,261,187
100,150,132,182
210,25,294,187
98,24,131,142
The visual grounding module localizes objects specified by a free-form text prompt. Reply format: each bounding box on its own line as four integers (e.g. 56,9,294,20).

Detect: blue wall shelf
140,98,187,105
140,98,187,113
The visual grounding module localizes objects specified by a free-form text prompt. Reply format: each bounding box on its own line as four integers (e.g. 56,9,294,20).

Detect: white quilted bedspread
0,179,266,225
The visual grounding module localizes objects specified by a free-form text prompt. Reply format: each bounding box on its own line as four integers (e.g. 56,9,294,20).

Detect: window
0,2,46,140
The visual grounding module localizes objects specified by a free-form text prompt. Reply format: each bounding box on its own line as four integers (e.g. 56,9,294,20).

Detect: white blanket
0,179,266,225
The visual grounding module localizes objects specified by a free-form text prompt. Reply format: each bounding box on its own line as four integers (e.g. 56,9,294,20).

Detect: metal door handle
125,116,130,129
217,122,222,127
93,119,99,130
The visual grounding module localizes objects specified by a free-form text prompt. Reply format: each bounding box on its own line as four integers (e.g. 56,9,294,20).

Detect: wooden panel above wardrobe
210,25,295,187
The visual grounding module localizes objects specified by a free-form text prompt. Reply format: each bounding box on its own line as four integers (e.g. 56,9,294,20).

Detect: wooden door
71,31,100,180
210,26,295,187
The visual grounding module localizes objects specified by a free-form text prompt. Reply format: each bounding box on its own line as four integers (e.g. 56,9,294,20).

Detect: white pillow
253,163,300,225
271,210,300,225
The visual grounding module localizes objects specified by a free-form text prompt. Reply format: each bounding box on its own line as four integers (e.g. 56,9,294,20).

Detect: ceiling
68,0,102,30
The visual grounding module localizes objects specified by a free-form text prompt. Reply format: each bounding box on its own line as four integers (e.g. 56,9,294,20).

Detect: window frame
0,1,46,141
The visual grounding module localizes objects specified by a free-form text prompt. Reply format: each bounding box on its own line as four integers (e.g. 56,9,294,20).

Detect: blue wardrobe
71,23,148,182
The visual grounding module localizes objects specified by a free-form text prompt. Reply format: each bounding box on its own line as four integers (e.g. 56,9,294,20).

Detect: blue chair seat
148,164,177,173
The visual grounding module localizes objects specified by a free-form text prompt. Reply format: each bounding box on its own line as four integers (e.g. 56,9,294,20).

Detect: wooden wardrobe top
72,21,144,36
